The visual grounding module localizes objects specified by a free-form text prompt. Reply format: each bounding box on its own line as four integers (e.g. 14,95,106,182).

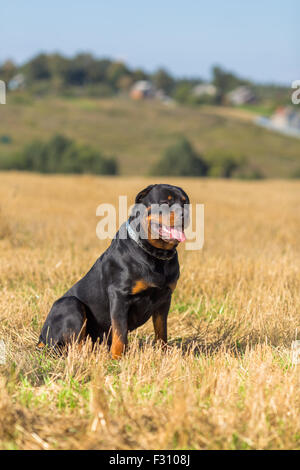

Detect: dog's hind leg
38,296,87,349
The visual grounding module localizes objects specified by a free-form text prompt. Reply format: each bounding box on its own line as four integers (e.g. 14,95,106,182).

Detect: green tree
0,60,17,82
212,65,247,104
4,134,118,175
150,138,208,176
25,54,51,81
172,81,194,103
206,151,245,178
106,62,130,89
87,59,112,83
152,68,175,94
61,54,91,86
132,68,149,82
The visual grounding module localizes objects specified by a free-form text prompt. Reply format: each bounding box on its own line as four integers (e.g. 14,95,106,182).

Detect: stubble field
0,172,300,450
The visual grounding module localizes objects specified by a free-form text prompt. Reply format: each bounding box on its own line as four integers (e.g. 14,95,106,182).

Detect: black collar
125,220,177,261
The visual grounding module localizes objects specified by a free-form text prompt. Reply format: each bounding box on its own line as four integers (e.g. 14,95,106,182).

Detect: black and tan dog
38,184,190,358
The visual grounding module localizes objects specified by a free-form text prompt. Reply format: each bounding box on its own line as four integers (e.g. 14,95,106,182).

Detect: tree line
0,53,288,105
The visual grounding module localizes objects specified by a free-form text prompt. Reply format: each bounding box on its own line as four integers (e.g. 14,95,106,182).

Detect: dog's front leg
109,288,129,359
152,297,171,346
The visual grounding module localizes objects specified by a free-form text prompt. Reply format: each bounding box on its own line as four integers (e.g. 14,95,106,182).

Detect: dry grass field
0,172,300,450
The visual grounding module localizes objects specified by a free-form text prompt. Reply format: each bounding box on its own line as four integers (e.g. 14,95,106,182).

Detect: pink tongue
170,227,186,242
160,225,186,242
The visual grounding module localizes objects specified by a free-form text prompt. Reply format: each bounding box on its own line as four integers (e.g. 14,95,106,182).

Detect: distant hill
1,96,300,177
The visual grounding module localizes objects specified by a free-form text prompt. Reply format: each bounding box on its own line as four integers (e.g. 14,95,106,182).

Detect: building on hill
256,106,300,138
227,86,256,105
130,80,173,104
8,73,25,91
193,83,217,97
130,80,155,100
270,107,300,133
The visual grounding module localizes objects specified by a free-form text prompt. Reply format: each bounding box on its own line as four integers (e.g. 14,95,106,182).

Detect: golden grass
0,172,300,449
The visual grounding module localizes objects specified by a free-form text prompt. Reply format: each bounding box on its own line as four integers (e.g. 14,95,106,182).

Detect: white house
271,107,300,132
130,80,155,100
8,73,25,91
227,86,256,105
256,106,300,138
193,83,217,97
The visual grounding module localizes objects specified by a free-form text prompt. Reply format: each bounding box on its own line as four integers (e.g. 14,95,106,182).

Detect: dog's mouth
150,222,186,242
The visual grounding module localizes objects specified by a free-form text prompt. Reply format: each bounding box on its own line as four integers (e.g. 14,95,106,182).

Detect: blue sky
1,0,298,84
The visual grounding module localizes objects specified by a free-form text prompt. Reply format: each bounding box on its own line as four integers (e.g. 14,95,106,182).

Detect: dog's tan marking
131,279,151,295
145,214,177,251
152,313,167,344
111,328,125,359
168,281,177,292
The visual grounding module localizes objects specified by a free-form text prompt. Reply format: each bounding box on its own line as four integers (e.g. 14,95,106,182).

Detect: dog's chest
128,285,171,331
127,264,177,331
128,262,179,330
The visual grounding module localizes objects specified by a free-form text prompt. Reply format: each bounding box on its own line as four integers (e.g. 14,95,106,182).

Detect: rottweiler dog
38,184,190,358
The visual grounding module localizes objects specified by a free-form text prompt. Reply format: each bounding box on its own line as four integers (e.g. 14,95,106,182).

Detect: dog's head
132,184,190,250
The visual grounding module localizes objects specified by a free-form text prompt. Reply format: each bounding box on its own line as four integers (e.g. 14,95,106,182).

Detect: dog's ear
135,185,156,204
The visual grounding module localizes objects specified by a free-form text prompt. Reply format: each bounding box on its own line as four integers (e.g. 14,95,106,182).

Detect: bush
0,135,12,144
172,83,194,104
205,150,265,179
1,134,118,175
234,165,265,180
290,168,300,179
204,150,244,178
150,138,209,176
85,83,115,98
150,139,264,179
